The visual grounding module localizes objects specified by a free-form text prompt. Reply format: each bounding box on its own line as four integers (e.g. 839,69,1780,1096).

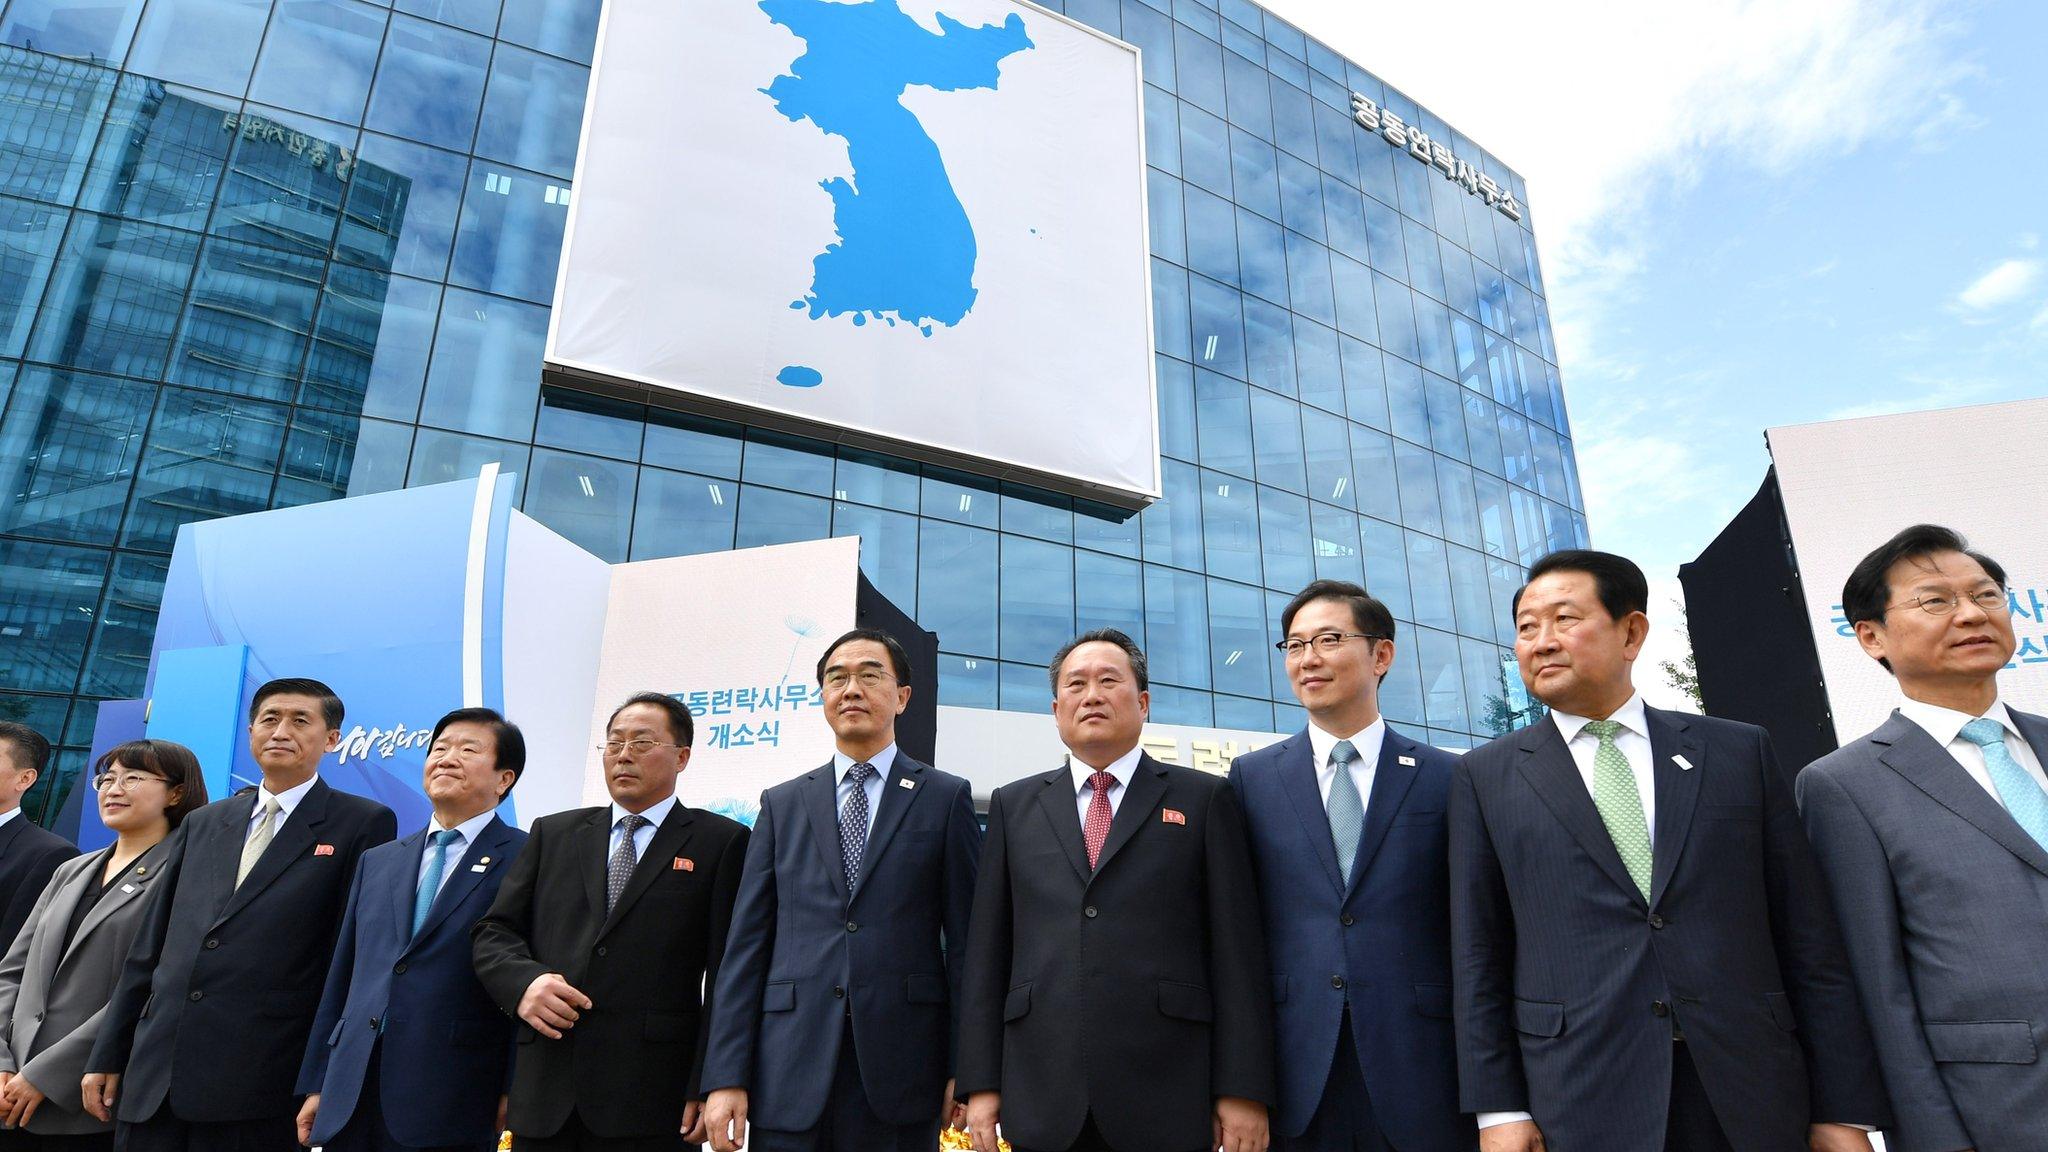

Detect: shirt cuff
1478,1111,1535,1130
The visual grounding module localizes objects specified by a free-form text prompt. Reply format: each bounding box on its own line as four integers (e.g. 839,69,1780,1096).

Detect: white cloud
1955,257,2042,311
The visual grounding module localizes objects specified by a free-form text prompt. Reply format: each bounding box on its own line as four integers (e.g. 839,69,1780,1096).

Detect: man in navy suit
1227,580,1473,1152
1800,525,2048,1152
1450,550,1887,1152
700,628,982,1152
0,722,77,952
297,707,532,1151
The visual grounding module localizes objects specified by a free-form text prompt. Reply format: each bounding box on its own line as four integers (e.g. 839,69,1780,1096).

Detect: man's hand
1480,1119,1545,1152
296,1093,320,1146
0,1072,45,1128
704,1087,748,1151
681,1100,706,1143
79,1072,119,1123
940,1077,965,1130
516,972,591,1039
965,1090,1001,1151
1807,1124,1875,1152
1213,1095,1267,1152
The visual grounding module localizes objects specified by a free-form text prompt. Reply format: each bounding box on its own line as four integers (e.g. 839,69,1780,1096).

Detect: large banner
1769,398,2048,742
545,0,1158,507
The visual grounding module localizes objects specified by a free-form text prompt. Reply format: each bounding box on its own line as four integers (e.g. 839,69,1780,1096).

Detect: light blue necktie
413,829,464,937
1960,718,2048,851
1327,739,1365,884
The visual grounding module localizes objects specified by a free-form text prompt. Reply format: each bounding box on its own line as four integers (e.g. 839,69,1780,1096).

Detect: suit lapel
1515,720,1645,907
0,819,24,867
600,804,695,937
409,817,516,952
1091,755,1168,880
578,808,609,920
801,765,851,903
1877,712,2048,879
43,851,103,974
1274,733,1345,894
1645,708,1704,909
1350,728,1422,897
389,827,430,948
59,839,174,970
1031,764,1092,885
214,779,328,927
852,757,921,902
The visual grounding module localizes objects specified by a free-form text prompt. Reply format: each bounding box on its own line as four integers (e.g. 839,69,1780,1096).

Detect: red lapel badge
1161,809,1186,825
313,844,336,856
673,857,694,871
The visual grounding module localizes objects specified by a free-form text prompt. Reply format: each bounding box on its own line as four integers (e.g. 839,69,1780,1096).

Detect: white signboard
548,0,1158,507
1769,398,2048,742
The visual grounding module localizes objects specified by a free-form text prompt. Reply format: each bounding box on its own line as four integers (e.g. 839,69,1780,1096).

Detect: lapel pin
1673,755,1694,771
478,857,490,865
313,843,336,856
1398,755,1417,766
898,777,916,789
133,866,147,876
673,857,695,871
121,883,137,894
1161,809,1186,825
470,863,488,873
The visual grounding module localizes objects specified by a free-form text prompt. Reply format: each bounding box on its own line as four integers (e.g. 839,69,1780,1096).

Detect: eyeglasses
93,770,167,792
1276,631,1389,657
597,739,682,755
1884,588,2010,617
821,668,898,692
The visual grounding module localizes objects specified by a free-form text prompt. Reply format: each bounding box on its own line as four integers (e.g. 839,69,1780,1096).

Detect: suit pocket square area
1925,1020,2040,1064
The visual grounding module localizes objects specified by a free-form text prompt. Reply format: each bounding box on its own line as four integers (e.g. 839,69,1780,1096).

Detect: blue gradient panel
145,645,251,807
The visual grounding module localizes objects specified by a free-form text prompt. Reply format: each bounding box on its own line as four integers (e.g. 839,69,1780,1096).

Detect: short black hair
608,692,694,748
1514,550,1649,621
249,678,345,729
95,739,210,828
1279,579,1397,642
429,707,527,785
0,722,51,777
816,628,913,684
1842,524,2008,673
1048,628,1149,694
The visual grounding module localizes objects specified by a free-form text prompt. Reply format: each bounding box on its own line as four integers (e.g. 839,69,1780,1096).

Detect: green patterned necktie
1582,719,1652,899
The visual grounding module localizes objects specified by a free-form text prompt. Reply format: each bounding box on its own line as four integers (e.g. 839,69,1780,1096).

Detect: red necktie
1084,770,1116,869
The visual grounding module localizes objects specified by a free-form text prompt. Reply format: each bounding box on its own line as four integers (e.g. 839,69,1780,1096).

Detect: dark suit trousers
1014,1113,1207,1152
753,1019,935,1152
1665,1043,1734,1152
513,1113,694,1152
1283,1009,1390,1152
328,1044,496,1152
114,1107,295,1152
0,1130,113,1151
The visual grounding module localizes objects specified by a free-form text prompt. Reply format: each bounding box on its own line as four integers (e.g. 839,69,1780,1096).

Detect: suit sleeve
86,822,188,1076
688,822,750,1101
1203,779,1275,1106
0,863,65,1074
941,776,984,1076
700,797,779,1095
0,838,77,957
1449,754,1527,1113
1755,730,1890,1128
472,819,552,1018
953,787,1012,1100
297,854,369,1095
1797,764,1956,1148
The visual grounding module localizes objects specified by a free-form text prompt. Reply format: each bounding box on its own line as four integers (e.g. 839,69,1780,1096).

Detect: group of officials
0,522,2037,1152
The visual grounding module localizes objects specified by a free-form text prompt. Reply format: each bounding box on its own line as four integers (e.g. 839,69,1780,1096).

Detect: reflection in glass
126,0,270,97
247,0,385,124
1199,469,1259,585
418,287,546,441
210,103,359,255
304,271,437,419
366,14,490,151
0,538,109,693
169,236,324,401
734,484,828,549
449,162,570,303
0,367,154,545
631,468,736,559
999,536,1073,662
1209,578,1270,700
122,388,288,551
1257,487,1312,592
1075,550,1143,640
0,195,66,357
28,212,200,379
831,501,917,607
1145,565,1210,689
918,520,997,658
525,447,634,561
345,133,468,280
407,427,529,501
475,44,589,178
1,0,146,62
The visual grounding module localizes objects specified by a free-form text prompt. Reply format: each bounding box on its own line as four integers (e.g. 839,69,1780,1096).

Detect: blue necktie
413,829,463,937
840,762,875,892
1960,718,2048,851
1327,740,1365,884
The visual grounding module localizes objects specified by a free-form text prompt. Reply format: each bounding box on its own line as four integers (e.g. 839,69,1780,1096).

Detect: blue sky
1262,0,2048,706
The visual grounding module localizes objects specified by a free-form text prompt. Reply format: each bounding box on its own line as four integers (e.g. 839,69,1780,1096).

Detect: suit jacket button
369,1017,380,1030
1330,976,1344,990
1649,914,1665,929
1652,1000,1670,1017
833,986,845,998
1340,914,1355,927
188,991,203,1002
1084,906,1098,919
204,938,219,949
597,946,608,957
393,963,407,974
846,921,858,933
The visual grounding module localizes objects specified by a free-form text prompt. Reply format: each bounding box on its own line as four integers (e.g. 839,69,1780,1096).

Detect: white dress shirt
1307,716,1386,812
415,807,500,899
1897,697,2048,803
834,743,898,840
608,794,678,863
1069,743,1145,826
248,774,320,835
0,807,20,830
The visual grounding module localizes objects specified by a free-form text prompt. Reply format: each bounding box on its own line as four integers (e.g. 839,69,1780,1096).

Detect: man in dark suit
957,628,1273,1152
0,723,77,952
473,692,749,1151
1450,550,1887,1152
1799,525,2048,1152
83,677,398,1151
700,628,982,1152
1227,581,1473,1152
297,707,532,1151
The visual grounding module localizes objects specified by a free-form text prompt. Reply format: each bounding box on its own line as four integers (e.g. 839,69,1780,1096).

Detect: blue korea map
757,0,1033,387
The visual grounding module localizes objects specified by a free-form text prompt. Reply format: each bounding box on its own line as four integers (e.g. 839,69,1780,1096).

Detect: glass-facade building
0,0,1584,821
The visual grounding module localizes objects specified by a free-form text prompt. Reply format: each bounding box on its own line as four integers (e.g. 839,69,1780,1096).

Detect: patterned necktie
840,761,876,891
236,796,281,887
1083,770,1117,869
1583,720,1653,899
607,813,648,912
1326,739,1365,884
1960,718,2048,850
413,829,464,936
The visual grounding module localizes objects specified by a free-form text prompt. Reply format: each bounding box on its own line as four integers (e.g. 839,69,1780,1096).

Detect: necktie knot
847,761,875,784
1582,719,1623,744
429,829,463,849
1961,717,2008,749
618,813,648,835
1082,770,1119,870
1089,770,1117,794
1330,739,1360,767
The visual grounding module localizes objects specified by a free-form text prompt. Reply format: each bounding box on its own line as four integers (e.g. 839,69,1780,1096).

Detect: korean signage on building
1349,92,1522,222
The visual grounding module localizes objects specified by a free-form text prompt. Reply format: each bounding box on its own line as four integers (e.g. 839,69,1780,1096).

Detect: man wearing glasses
474,692,750,1150
700,628,982,1152
1225,580,1474,1152
1799,525,2048,1152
